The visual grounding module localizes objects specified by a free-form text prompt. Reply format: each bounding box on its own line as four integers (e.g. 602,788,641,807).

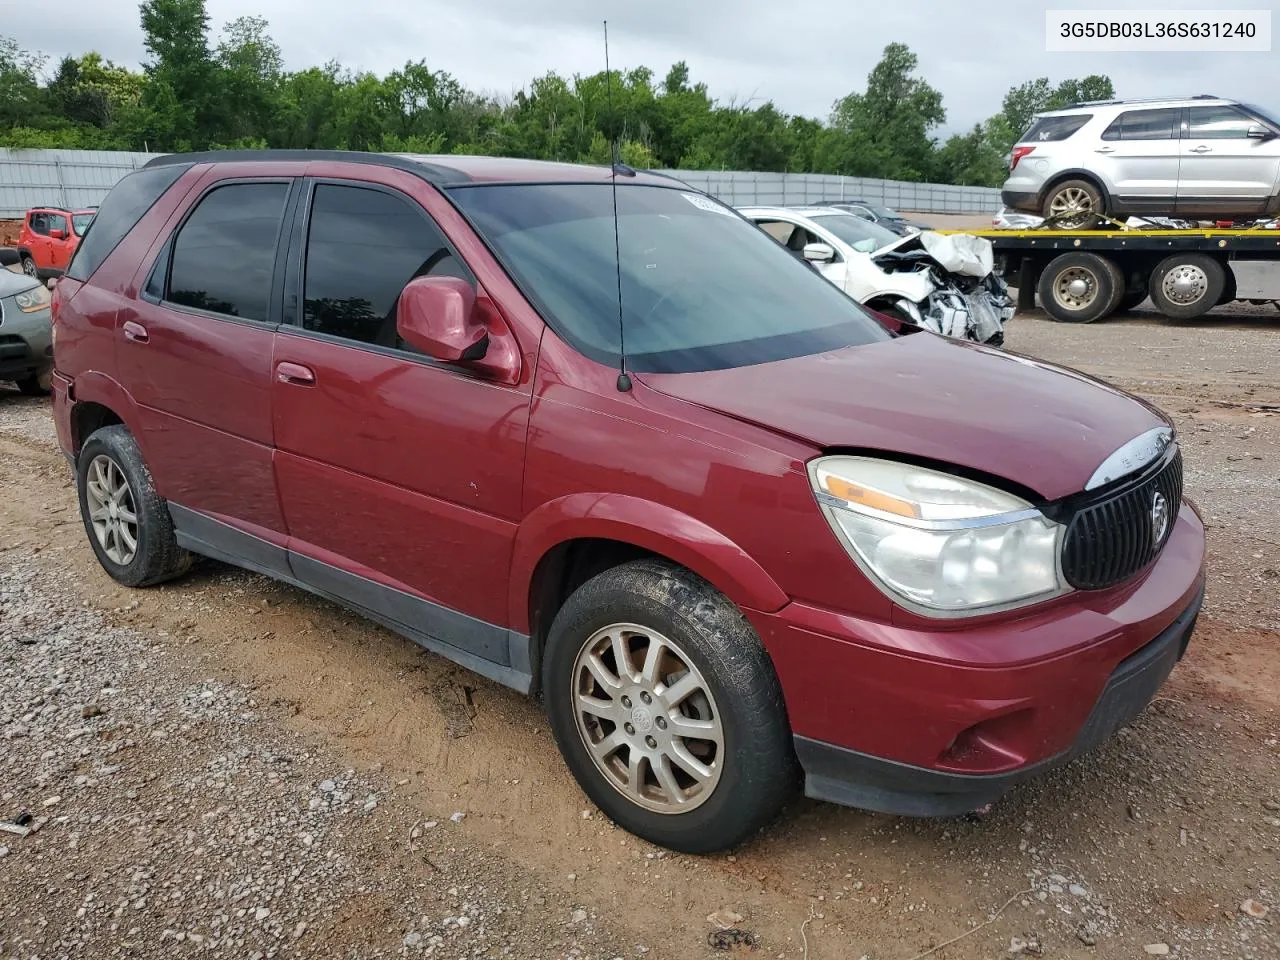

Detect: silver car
1001,95,1280,228
0,268,54,394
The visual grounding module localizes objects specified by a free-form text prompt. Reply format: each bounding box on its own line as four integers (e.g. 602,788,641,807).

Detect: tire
76,425,193,588
20,255,38,279
16,370,52,396
1042,179,1105,230
1148,254,1225,321
542,559,797,853
1037,252,1122,323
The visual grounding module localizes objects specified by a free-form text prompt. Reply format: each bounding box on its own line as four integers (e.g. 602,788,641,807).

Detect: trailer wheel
1037,252,1122,323
1148,254,1225,321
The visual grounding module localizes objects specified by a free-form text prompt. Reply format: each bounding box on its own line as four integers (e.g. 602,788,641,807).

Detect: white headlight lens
810,456,1066,614
15,286,51,313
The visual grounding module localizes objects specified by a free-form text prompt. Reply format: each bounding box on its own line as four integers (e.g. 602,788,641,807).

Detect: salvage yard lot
1,309,1277,959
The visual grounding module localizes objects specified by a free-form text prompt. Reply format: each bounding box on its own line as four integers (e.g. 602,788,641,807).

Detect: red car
49,152,1205,853
18,205,96,279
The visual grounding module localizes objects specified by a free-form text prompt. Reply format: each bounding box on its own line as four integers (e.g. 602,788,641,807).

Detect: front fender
507,493,789,633
844,256,934,304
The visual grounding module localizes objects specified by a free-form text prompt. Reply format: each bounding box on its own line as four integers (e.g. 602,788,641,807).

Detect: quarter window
1188,105,1255,139
1101,109,1180,141
301,184,470,350
1020,114,1092,143
167,182,288,321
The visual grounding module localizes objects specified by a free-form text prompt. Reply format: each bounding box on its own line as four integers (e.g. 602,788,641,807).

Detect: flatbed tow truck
944,226,1280,324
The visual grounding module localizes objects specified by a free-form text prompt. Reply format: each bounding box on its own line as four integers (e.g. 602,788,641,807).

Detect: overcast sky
6,0,1279,135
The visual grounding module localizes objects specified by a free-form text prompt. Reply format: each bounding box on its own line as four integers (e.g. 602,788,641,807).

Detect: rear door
1095,108,1182,212
117,170,300,567
271,175,531,669
25,212,51,268
1178,104,1280,214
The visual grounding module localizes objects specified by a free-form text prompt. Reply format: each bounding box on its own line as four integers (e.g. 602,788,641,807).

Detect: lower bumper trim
796,582,1204,817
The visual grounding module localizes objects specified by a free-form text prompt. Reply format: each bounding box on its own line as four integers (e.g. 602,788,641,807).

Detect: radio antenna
604,20,631,392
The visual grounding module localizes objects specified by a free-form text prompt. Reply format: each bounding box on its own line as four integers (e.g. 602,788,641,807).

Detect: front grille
1060,449,1183,590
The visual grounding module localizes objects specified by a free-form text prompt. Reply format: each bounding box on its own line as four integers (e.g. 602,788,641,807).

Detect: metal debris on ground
706,928,759,951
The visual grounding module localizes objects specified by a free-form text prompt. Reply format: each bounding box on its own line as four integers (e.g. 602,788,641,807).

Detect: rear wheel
76,425,193,587
1042,179,1105,229
1148,254,1225,321
1037,252,1122,323
20,255,37,279
543,559,796,853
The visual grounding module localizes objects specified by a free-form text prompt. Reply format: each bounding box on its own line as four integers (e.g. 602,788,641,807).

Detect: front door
25,212,51,270
1095,108,1182,213
271,178,531,671
117,173,298,565
1178,105,1280,215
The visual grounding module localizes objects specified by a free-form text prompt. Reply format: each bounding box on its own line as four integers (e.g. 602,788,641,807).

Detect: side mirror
49,228,66,240
802,242,836,263
396,276,521,382
1246,124,1275,141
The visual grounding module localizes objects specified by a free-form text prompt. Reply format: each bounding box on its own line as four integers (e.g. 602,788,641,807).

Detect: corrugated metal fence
0,150,164,218
0,149,1002,218
668,170,1001,214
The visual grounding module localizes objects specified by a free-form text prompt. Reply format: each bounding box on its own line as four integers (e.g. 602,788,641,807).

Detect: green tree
138,0,218,148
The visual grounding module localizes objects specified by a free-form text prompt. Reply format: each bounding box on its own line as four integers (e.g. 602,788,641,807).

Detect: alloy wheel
1048,187,1097,228
571,622,725,814
85,454,139,566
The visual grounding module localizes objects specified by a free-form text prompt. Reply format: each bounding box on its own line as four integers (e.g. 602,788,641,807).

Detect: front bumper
793,584,1202,816
0,304,53,380
748,507,1206,816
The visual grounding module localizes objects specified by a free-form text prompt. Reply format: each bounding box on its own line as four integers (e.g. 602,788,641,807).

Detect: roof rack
1057,94,1220,110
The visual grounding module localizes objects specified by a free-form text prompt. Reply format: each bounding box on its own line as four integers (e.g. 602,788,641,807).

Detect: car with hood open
741,205,1013,344
50,151,1205,853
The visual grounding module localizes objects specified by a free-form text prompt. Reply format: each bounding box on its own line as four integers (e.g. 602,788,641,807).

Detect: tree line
0,0,1115,188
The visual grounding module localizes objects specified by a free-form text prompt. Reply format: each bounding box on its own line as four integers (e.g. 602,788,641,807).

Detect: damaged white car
740,206,1014,345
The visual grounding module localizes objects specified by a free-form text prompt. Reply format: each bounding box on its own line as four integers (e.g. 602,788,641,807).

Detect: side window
28,213,49,236
68,163,191,282
49,214,69,236
1188,106,1255,139
755,220,794,245
1102,109,1180,141
302,184,471,350
167,182,289,321
1020,114,1092,143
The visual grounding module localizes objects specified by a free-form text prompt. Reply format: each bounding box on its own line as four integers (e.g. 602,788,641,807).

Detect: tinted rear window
1101,108,1181,141
1020,114,1092,143
66,164,190,282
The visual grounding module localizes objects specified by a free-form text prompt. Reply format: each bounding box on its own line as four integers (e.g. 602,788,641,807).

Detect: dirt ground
1,305,1277,960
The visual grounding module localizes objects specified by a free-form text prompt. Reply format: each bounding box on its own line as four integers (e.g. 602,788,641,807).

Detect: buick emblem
1150,491,1170,545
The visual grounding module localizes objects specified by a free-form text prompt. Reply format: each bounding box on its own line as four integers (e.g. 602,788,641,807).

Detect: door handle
122,320,149,344
276,361,316,386
1095,146,1115,154
1190,145,1212,154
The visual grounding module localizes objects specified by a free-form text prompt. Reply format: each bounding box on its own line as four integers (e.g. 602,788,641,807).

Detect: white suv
1001,95,1280,228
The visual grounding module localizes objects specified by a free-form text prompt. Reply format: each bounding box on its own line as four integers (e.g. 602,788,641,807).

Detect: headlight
15,286,51,313
808,456,1067,615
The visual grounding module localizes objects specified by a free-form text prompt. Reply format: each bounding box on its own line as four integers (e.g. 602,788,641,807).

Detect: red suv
18,206,96,279
50,152,1205,852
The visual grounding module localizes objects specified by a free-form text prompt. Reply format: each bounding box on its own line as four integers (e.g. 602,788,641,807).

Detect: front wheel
1037,252,1123,322
543,559,797,853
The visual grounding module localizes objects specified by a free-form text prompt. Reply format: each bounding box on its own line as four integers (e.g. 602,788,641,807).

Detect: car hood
0,268,40,298
638,333,1169,501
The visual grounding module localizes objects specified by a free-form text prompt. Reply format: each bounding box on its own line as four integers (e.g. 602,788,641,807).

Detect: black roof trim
142,150,471,185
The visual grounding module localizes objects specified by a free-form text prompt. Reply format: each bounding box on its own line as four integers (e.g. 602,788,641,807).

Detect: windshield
809,212,902,252
449,183,889,373
71,213,95,236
